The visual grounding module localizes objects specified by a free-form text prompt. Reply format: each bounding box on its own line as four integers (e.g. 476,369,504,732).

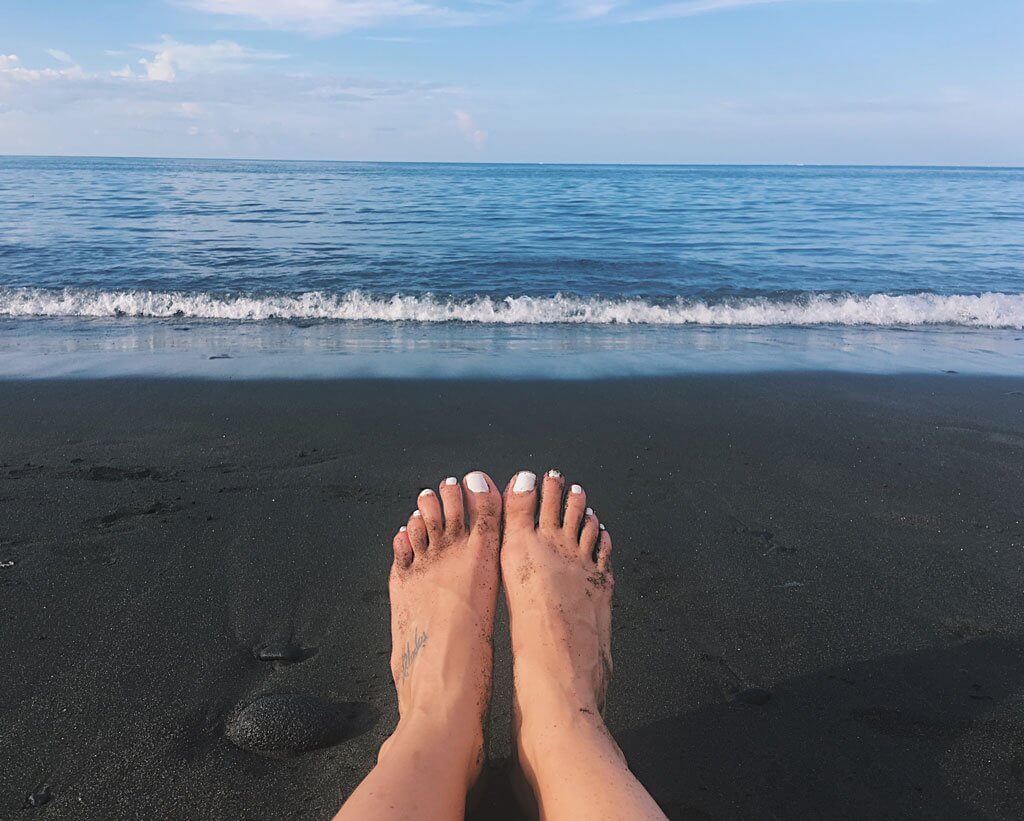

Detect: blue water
1,156,1023,377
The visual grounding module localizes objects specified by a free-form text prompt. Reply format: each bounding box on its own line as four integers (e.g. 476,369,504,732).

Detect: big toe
504,470,538,532
462,470,501,540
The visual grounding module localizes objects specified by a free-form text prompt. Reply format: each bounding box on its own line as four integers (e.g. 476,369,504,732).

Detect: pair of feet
384,469,615,807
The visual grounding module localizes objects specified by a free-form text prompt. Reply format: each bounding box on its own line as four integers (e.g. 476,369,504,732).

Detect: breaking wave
1,288,1023,328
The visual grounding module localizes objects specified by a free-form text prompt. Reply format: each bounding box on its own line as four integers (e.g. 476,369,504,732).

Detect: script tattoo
400,628,428,681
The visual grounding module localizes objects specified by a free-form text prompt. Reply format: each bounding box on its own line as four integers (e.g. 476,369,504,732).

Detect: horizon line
1,153,1022,170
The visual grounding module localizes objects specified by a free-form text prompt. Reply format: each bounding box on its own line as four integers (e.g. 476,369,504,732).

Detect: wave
1,288,1023,328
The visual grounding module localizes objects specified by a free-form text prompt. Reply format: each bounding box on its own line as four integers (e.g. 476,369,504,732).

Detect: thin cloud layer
180,0,466,33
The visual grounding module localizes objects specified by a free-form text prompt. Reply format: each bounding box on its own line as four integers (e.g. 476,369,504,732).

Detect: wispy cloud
563,0,825,22
45,48,74,64
180,0,456,34
455,109,487,149
136,37,286,82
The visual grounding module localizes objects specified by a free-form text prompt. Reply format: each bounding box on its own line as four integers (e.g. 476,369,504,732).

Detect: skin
335,468,665,821
502,470,667,821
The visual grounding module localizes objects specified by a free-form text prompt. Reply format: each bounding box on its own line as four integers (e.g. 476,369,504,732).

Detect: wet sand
1,374,1023,819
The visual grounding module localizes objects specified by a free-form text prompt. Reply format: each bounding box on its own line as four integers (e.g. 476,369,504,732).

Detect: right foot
500,470,616,785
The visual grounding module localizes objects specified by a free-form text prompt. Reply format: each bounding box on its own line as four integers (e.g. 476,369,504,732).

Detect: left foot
380,470,502,786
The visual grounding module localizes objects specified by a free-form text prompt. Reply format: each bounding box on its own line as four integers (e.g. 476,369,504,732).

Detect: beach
2,373,1023,819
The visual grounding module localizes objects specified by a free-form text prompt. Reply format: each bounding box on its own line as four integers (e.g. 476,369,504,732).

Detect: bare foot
500,470,615,783
381,470,502,786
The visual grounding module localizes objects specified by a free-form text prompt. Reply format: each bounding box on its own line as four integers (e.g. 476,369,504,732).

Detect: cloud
0,45,476,159
562,0,829,22
180,0,453,34
455,109,487,149
46,48,74,64
137,37,286,82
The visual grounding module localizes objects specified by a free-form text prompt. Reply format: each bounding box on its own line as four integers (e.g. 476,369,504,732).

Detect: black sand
2,375,1023,820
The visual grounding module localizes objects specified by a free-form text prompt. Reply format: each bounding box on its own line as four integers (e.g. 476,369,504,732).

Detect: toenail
586,507,594,516
412,510,421,518
400,526,407,532
419,488,434,497
444,476,458,485
599,523,606,530
570,484,583,494
547,469,561,478
514,471,536,493
465,471,489,493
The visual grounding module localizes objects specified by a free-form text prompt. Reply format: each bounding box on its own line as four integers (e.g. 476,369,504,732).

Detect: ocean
1,156,1022,377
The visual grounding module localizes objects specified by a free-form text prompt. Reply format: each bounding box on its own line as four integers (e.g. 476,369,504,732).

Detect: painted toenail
465,471,489,493
412,510,421,518
547,469,561,478
586,507,594,516
514,471,536,493
444,476,458,485
400,526,407,532
419,488,434,497
599,523,606,530
570,484,583,494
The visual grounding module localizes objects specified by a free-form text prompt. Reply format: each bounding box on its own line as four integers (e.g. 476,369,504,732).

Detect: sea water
1,157,1022,378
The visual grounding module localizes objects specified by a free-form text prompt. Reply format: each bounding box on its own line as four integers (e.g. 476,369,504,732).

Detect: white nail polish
514,471,536,493
399,526,407,532
599,523,606,531
570,484,583,495
586,507,594,516
465,471,488,493
412,510,421,518
444,476,458,486
547,469,561,478
419,488,434,497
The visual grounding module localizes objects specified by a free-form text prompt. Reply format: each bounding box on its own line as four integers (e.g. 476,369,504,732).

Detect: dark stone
735,687,772,706
255,643,305,664
26,785,52,808
224,694,376,756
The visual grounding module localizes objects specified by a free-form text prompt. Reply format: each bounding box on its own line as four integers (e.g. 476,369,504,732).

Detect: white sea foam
1,288,1023,328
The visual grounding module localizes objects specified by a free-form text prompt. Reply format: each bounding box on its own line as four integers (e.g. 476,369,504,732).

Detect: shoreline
2,374,1023,819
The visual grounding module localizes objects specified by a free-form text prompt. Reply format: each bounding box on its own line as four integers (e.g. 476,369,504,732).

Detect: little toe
406,509,428,554
563,482,587,534
596,527,613,571
579,507,600,560
439,476,465,538
393,527,414,569
539,469,566,530
463,470,501,537
417,487,444,544
504,470,538,532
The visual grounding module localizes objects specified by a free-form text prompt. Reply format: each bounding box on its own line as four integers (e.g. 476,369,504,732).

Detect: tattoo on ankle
400,628,429,681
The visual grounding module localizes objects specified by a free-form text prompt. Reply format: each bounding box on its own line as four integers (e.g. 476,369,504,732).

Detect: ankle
382,707,486,786
516,693,618,765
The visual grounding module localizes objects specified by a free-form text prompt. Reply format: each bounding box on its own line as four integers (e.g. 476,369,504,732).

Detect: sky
0,0,1022,164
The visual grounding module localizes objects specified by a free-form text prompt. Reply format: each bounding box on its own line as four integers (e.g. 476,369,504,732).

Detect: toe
463,470,501,537
417,487,444,545
504,470,538,532
596,526,613,571
563,482,587,534
406,509,428,554
393,527,414,569
579,507,600,560
439,476,465,537
539,469,565,530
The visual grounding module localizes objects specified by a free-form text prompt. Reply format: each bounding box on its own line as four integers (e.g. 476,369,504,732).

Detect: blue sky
1,0,1022,163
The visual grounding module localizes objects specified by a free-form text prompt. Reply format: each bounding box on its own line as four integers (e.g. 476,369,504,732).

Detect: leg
501,469,667,821
335,471,502,821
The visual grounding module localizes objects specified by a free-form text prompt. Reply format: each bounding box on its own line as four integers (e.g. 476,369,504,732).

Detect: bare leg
501,469,667,821
335,471,502,821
